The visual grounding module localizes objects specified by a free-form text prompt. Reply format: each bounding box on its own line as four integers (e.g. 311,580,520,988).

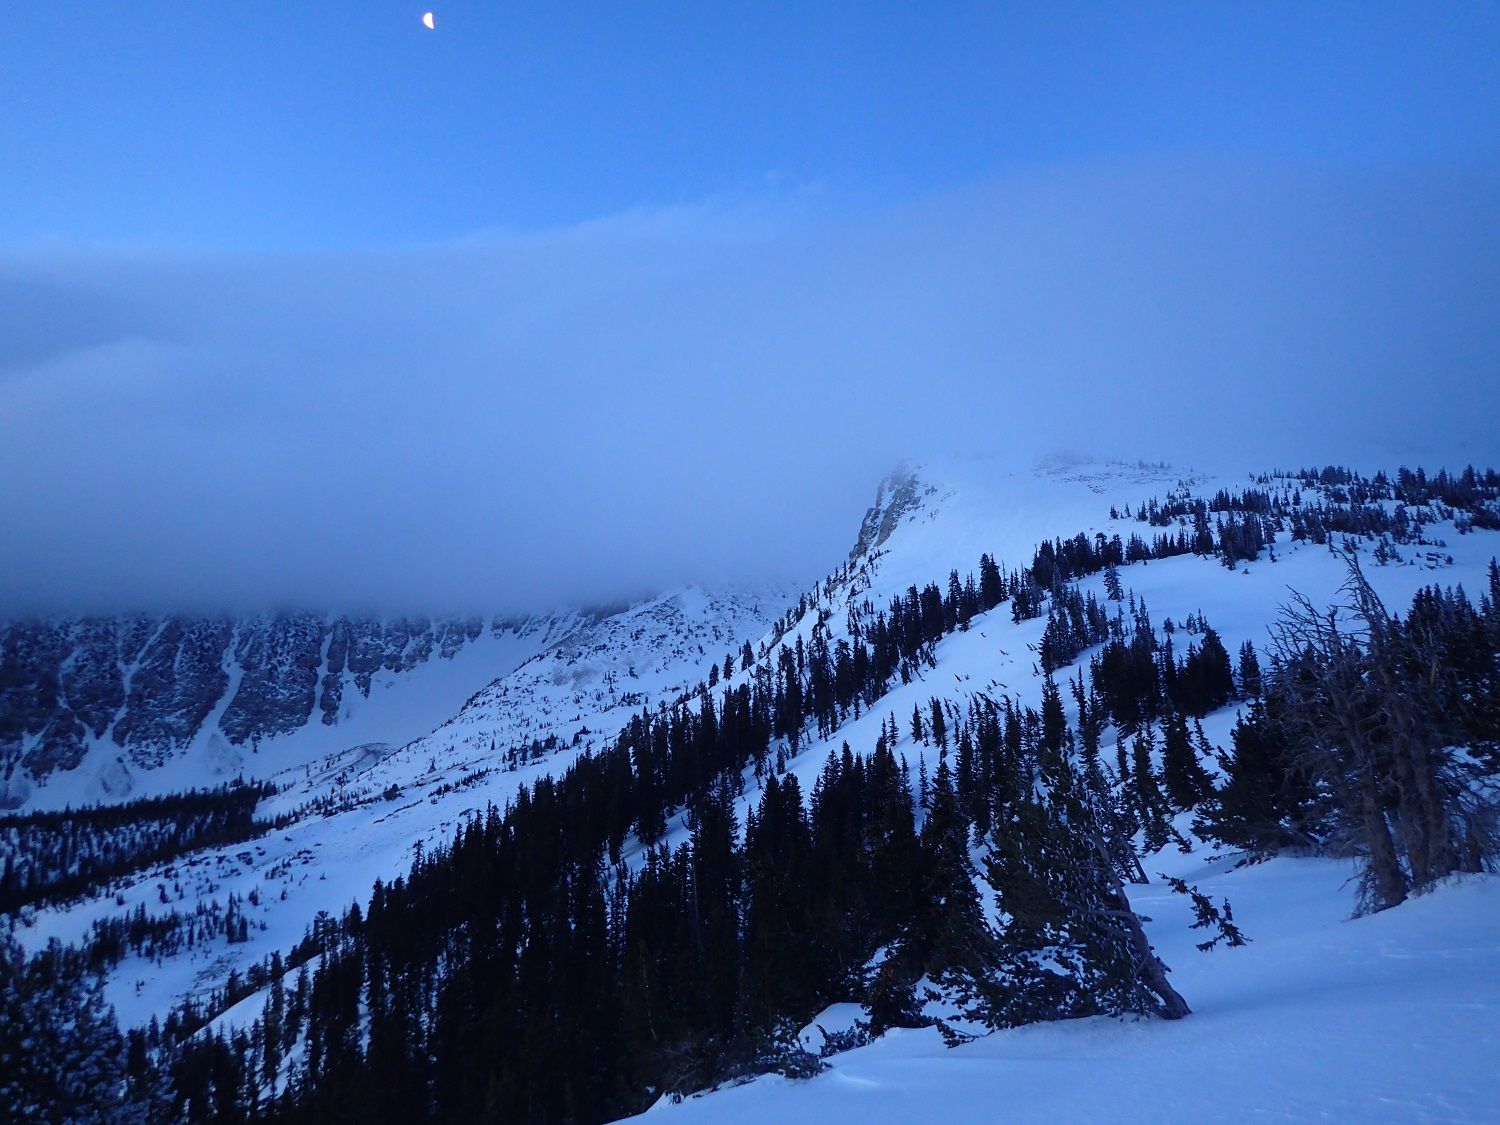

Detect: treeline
82,891,260,973
0,782,279,914
148,524,1307,1120
1118,465,1500,562
1088,602,1239,728
1289,463,1500,513
162,678,1191,1123
143,521,1243,1119
12,468,1498,1122
151,475,1500,1119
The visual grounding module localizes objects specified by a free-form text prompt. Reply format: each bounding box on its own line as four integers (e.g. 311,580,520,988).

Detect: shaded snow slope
14,585,789,1029
2,611,582,811
639,862,1500,1124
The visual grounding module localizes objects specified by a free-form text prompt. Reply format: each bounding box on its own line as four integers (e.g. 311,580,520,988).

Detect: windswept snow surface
640,863,1500,1124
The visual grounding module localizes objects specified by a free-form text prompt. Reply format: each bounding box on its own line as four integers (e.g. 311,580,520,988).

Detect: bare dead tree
1270,583,1408,911
1270,546,1497,913
1085,830,1191,1019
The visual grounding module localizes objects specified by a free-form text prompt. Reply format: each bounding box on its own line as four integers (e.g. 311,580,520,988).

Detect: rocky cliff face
848,465,932,561
0,612,511,803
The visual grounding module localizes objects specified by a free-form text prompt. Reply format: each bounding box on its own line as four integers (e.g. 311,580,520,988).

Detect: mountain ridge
0,610,583,810
5,455,1499,1122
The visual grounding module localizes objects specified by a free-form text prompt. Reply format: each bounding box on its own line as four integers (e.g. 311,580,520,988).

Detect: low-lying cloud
3,158,1498,615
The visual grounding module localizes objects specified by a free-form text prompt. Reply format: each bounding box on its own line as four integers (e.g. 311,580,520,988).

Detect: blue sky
6,3,1498,249
2,5,1499,612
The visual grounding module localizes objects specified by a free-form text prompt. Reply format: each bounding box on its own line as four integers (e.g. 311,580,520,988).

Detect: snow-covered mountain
0,610,582,810
5,454,1499,1121
625,455,1500,1122
7,582,789,1031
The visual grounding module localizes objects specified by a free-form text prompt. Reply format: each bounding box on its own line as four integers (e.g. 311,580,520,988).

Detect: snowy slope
374,584,785,798
638,861,1500,1124
10,453,1499,1121
2,611,583,811
12,585,790,1029
717,456,1496,822
619,456,1500,1122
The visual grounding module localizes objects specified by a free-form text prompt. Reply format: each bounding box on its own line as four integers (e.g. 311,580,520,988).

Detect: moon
422,11,435,30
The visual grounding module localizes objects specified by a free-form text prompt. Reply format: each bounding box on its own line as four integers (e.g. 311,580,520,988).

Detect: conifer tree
915,761,998,1022
1131,726,1173,853
1161,711,1214,811
0,938,158,1124
929,698,948,750
1104,563,1124,601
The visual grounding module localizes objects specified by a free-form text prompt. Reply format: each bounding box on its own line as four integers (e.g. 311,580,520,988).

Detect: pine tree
0,938,157,1123
929,698,948,750
1236,640,1263,698
915,761,997,1018
1161,711,1213,811
741,774,815,1032
984,793,1188,1029
866,955,926,1036
1039,676,1070,773
1103,563,1124,601
1193,683,1310,856
978,553,1005,612
1131,726,1172,853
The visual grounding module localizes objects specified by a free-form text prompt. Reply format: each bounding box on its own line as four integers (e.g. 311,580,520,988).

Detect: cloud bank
3,159,1498,615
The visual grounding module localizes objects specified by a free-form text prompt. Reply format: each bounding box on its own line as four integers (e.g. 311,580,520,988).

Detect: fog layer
3,160,1497,614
